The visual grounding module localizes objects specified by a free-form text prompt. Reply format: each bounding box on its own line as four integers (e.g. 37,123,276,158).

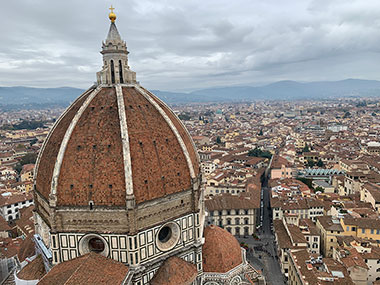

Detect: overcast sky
1,0,380,91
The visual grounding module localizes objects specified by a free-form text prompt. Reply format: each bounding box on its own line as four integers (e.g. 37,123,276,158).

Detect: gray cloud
0,0,380,91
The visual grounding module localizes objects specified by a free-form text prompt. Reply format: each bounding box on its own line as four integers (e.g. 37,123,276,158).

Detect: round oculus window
156,222,180,252
158,226,172,243
79,234,109,257
88,237,105,253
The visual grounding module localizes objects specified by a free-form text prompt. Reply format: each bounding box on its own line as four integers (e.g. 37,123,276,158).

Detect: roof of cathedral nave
34,9,200,207
37,252,129,285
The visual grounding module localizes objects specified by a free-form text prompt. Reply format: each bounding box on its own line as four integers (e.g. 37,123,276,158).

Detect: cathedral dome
34,14,200,209
32,11,205,283
35,85,199,207
202,225,243,273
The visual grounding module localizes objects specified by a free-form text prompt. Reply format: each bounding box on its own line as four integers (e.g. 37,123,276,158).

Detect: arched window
119,60,124,83
110,60,115,84
235,218,240,225
244,218,249,225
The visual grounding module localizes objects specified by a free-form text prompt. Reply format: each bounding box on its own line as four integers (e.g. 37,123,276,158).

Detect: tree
178,113,191,121
316,159,324,167
15,164,23,174
260,151,272,159
248,147,272,159
15,153,38,174
1,120,46,130
258,129,263,136
315,186,324,193
296,178,313,189
248,148,261,157
30,138,38,146
302,145,310,153
343,111,351,118
216,136,222,144
204,110,214,117
307,158,315,167
356,101,367,107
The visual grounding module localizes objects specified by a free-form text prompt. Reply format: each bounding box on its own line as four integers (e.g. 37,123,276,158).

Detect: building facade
205,194,259,236
0,192,33,222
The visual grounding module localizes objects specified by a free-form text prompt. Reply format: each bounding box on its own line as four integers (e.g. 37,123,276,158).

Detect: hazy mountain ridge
0,86,85,105
1,79,380,106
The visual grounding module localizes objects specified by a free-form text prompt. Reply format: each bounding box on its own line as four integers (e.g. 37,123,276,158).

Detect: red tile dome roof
151,256,197,285
202,225,243,273
35,85,199,207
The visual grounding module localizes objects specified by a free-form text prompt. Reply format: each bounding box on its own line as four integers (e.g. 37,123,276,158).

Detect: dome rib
115,85,134,197
50,86,102,204
35,86,95,200
136,85,196,179
140,87,200,176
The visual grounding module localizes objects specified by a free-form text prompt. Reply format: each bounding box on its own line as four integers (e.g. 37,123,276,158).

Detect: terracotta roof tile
37,252,129,285
273,220,292,249
57,88,125,206
17,255,46,280
0,192,33,207
35,88,93,200
206,192,259,211
0,216,11,232
150,256,197,285
143,87,200,177
35,86,199,207
123,87,192,203
202,225,242,273
18,235,35,262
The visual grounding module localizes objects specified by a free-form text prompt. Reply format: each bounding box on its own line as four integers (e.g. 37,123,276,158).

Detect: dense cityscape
0,96,379,284
2,1,380,284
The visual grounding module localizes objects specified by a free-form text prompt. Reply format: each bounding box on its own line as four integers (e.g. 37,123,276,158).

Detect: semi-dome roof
35,85,199,207
150,256,197,285
202,225,243,273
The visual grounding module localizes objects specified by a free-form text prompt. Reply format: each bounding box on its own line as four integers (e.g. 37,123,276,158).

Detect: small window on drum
88,237,105,253
158,226,172,243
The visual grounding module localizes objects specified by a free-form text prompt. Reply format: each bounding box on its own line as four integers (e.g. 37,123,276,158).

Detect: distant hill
157,79,380,103
0,86,85,106
1,79,380,106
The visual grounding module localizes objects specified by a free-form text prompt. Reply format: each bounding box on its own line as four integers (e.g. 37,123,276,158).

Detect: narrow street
239,180,286,285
